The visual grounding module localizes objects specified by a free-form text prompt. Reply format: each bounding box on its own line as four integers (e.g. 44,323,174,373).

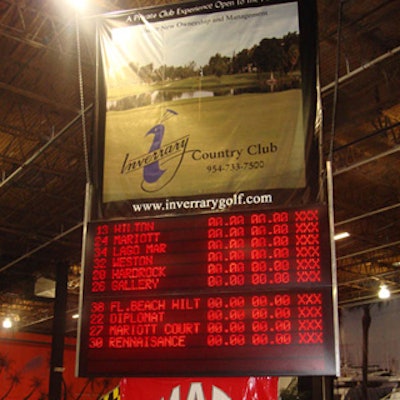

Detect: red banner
119,377,278,400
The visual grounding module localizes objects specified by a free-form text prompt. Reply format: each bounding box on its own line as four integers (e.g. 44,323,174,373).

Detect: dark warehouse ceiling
0,0,399,336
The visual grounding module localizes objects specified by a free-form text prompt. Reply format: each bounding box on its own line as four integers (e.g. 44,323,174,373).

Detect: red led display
78,205,336,377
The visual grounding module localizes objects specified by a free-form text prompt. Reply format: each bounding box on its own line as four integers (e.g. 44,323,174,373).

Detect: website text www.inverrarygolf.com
132,193,273,213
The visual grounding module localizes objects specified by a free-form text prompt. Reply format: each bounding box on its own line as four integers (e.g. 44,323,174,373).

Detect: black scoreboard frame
77,204,339,377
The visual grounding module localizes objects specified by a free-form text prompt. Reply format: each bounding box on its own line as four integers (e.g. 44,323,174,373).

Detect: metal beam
321,45,400,94
0,222,83,274
0,81,79,114
333,145,400,176
0,104,92,190
335,202,400,227
337,240,400,261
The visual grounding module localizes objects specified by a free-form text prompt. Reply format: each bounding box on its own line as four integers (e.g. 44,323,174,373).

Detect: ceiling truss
0,0,399,334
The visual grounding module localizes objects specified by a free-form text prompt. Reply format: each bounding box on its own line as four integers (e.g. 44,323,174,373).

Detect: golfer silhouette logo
141,109,189,193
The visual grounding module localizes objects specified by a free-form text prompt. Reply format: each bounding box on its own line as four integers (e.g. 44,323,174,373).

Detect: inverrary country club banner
95,0,318,216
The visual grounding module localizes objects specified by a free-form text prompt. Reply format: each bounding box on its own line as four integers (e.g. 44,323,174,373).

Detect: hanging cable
75,14,91,184
327,0,344,162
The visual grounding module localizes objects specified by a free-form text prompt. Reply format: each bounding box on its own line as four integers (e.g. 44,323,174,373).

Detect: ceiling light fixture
378,284,391,300
66,0,87,12
334,232,350,241
72,314,80,319
2,317,12,329
392,261,400,267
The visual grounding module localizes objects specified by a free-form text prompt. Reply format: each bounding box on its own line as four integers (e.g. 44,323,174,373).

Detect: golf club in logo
120,109,189,193
143,109,178,183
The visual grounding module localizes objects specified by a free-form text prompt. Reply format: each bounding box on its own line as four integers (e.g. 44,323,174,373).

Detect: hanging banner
94,0,318,218
80,0,333,381
119,377,278,400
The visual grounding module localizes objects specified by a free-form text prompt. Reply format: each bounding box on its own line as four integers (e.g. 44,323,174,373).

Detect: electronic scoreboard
78,204,336,376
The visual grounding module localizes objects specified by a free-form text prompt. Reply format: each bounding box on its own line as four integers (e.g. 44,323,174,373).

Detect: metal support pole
298,376,334,400
48,262,69,400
